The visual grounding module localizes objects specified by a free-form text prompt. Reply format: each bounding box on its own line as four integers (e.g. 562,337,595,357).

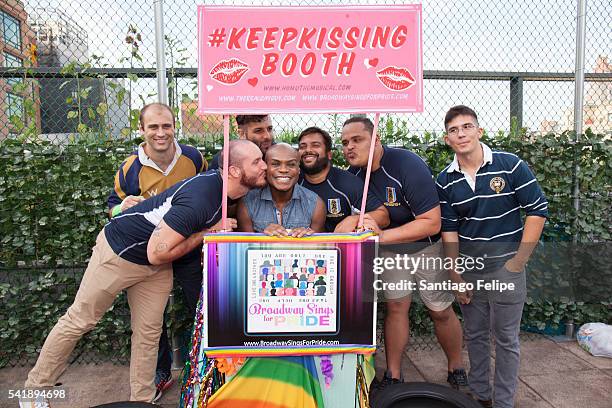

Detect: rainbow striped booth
181,232,378,408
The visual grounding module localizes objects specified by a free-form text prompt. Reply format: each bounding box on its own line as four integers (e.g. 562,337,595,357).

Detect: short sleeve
512,160,548,218
436,175,460,232
163,178,220,237
401,154,439,216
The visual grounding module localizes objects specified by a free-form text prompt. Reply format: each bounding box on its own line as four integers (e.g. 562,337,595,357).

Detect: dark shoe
476,399,493,408
466,391,493,408
152,369,174,403
369,372,404,400
447,368,469,390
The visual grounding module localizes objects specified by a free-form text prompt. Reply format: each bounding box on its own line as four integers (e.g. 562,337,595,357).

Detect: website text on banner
197,5,423,114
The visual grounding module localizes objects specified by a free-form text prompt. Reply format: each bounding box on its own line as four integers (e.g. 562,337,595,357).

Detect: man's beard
241,170,267,189
300,155,330,175
255,140,272,155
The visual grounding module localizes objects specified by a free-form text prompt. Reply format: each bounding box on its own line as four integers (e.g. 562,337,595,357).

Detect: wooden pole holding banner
221,115,230,230
357,113,381,229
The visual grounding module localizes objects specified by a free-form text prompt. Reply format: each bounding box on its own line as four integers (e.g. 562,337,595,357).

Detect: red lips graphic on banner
375,66,415,91
197,5,424,113
209,58,250,85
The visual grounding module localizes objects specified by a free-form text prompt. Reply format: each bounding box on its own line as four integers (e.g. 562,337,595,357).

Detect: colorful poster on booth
246,249,339,334
202,233,377,356
197,5,423,113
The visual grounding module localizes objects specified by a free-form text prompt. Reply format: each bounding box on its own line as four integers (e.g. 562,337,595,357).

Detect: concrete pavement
1,334,610,407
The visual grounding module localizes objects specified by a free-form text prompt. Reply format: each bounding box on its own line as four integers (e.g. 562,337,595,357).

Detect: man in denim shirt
237,143,326,237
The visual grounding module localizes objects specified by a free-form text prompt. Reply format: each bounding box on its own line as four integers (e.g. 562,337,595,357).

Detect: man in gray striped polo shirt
437,105,548,408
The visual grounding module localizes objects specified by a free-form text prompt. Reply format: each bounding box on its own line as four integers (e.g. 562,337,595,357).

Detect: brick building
0,0,40,140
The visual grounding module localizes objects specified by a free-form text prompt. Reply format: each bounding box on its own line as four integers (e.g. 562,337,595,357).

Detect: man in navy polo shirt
24,140,267,403
297,126,389,232
437,106,547,408
341,117,467,392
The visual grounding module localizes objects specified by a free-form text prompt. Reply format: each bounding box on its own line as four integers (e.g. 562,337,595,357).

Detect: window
1,11,21,50
37,28,48,42
3,52,22,86
6,92,24,122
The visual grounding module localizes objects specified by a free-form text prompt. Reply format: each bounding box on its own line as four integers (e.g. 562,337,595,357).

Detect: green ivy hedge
0,131,610,367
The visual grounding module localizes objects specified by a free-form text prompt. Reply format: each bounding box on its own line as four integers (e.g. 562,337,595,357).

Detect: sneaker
152,370,174,403
19,396,50,408
466,391,493,408
369,372,404,400
447,368,469,390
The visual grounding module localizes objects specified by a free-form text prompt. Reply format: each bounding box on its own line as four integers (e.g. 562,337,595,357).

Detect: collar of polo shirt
448,142,493,173
138,140,182,176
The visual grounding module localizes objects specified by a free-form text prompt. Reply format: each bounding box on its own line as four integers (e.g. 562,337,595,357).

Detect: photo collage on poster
246,249,339,334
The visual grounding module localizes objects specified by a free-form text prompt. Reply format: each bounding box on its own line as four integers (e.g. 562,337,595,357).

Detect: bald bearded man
24,140,266,405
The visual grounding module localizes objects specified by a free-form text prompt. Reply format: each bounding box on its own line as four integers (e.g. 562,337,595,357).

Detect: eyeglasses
447,123,477,136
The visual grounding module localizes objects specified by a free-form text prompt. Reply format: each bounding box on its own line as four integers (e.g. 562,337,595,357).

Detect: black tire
371,382,481,408
90,402,158,408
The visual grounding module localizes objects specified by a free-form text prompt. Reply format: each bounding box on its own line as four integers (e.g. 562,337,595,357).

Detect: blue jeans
461,266,526,408
156,246,202,373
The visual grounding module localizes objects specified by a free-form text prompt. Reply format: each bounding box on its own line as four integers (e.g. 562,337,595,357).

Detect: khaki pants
25,230,172,402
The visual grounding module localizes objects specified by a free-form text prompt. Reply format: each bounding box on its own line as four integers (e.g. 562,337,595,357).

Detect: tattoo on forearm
154,242,168,253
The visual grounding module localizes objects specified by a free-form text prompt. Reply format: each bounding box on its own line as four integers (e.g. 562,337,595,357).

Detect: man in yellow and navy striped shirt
108,106,206,215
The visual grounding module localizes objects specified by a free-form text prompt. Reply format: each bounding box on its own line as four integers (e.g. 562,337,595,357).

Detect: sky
23,0,611,135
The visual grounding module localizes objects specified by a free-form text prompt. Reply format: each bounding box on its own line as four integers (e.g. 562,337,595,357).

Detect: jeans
156,246,202,374
461,266,526,408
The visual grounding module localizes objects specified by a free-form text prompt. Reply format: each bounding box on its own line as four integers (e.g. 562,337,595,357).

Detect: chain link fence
0,0,609,144
0,0,610,367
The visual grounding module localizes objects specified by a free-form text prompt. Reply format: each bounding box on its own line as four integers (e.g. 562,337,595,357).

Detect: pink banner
197,5,423,114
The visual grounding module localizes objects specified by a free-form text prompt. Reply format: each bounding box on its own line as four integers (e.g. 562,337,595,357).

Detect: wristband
111,205,122,218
